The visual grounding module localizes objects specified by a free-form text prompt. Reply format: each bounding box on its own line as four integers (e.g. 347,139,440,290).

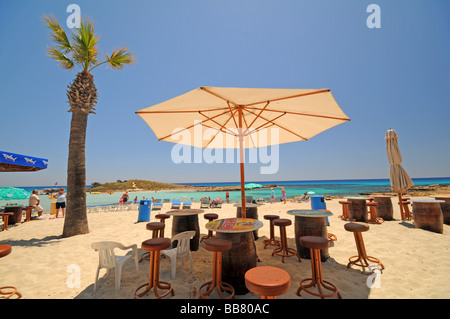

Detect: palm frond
47,47,75,70
105,48,136,69
70,18,99,71
42,14,72,53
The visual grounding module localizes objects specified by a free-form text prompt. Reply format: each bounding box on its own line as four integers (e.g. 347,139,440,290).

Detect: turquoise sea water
1,177,449,213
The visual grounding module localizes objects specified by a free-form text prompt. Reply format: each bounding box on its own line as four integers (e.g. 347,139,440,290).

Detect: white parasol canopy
136,87,350,215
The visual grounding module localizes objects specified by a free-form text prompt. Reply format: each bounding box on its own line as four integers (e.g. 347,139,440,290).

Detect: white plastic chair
91,241,138,293
161,231,195,280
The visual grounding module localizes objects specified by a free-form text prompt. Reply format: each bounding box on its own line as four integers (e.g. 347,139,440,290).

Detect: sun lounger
163,199,171,203
181,197,192,209
210,199,223,208
171,200,181,209
200,196,210,209
297,194,310,203
152,199,163,210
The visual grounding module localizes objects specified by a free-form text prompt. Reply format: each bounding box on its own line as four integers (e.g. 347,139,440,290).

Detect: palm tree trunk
63,110,89,237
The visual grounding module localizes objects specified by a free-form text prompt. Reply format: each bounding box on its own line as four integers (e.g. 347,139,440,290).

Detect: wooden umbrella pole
238,106,246,217
398,192,405,220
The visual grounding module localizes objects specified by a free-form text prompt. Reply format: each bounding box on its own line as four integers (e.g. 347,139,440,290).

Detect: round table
372,196,394,221
287,209,333,261
167,209,204,251
411,199,445,234
233,203,261,239
347,198,369,222
205,217,263,295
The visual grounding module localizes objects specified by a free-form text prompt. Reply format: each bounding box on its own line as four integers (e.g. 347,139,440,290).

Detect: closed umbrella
136,87,350,216
385,129,414,220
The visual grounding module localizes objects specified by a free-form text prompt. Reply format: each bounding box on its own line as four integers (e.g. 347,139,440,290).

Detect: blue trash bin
311,195,329,225
138,199,151,222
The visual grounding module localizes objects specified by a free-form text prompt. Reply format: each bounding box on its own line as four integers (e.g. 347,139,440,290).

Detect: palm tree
43,14,135,237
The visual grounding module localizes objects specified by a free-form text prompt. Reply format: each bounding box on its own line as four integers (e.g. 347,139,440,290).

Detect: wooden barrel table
3,206,23,224
434,196,450,225
347,198,368,222
411,200,444,234
167,209,204,251
205,218,263,295
235,203,261,240
287,209,333,262
372,196,394,221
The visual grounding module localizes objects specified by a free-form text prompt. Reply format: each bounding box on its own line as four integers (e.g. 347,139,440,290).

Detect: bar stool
0,212,14,231
0,245,22,299
140,222,165,262
296,236,341,299
401,201,413,220
22,207,33,222
272,219,301,263
201,213,218,242
263,215,281,248
344,222,384,272
199,238,235,299
154,214,170,237
135,238,174,299
366,201,383,224
245,266,290,299
146,222,165,238
338,201,352,220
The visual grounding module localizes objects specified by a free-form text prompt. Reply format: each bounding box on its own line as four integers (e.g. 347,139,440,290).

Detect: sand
1,196,449,300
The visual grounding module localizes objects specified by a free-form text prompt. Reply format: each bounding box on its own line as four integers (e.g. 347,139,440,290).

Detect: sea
1,177,449,213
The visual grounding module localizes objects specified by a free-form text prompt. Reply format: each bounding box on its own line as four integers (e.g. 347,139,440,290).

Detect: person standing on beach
270,188,275,204
28,190,44,218
55,188,66,218
281,187,287,204
121,191,129,204
226,191,230,203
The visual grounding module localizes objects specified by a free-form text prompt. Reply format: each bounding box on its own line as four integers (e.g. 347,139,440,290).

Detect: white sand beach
1,197,449,299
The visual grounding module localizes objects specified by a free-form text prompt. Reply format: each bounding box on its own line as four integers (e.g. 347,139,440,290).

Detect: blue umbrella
0,151,48,172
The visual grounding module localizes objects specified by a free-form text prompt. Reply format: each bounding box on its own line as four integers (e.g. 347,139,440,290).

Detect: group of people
28,188,66,219
224,187,288,204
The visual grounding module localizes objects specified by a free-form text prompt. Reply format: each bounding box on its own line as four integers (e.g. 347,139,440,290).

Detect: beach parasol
385,129,414,220
0,151,48,172
245,183,262,196
136,87,350,216
0,187,30,200
244,183,262,190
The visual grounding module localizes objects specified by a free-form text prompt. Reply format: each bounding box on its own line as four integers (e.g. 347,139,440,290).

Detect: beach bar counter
287,209,333,261
205,217,263,295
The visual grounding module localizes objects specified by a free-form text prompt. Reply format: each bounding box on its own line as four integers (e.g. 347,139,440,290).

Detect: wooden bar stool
344,222,384,272
245,266,290,299
140,222,165,262
135,238,174,299
155,214,170,237
401,201,413,220
201,213,218,242
0,245,22,299
199,238,235,299
272,219,301,263
338,201,352,221
366,201,383,224
296,236,341,299
22,207,33,222
0,212,14,231
263,215,281,248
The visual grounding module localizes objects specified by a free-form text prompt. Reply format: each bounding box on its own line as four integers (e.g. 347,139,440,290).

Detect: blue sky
0,0,449,187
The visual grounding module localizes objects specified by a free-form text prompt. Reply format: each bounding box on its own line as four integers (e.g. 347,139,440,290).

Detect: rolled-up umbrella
385,129,414,220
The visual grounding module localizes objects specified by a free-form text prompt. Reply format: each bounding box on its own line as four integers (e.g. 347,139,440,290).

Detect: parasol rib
243,107,308,141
